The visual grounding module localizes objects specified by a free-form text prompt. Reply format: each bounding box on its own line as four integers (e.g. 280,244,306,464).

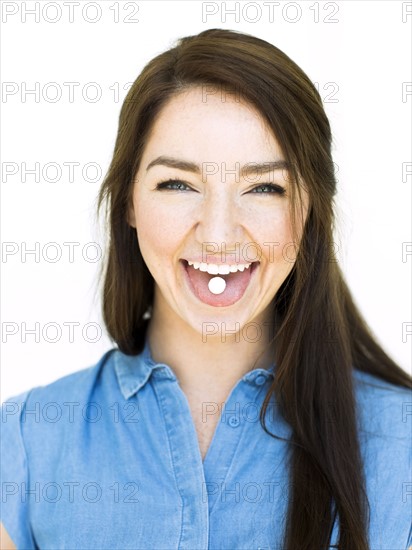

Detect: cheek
134,200,188,267
257,208,295,262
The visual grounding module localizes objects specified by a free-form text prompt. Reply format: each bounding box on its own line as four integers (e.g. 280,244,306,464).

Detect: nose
194,186,246,262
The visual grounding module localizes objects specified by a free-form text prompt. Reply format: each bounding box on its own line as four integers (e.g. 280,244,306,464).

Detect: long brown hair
96,28,412,549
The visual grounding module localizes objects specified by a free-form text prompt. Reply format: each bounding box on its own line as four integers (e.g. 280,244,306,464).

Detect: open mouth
180,259,260,307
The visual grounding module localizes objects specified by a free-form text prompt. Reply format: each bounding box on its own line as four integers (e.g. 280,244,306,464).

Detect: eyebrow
146,155,290,177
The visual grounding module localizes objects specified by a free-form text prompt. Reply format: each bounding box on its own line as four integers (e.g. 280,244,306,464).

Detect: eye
155,179,193,191
250,183,286,196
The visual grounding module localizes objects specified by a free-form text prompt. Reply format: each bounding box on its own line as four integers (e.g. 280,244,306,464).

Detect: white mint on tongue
208,277,226,294
186,263,252,302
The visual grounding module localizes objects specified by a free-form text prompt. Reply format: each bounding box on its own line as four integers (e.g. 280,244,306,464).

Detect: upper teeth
187,261,252,274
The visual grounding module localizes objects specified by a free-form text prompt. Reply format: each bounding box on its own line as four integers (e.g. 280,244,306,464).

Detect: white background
1,0,411,402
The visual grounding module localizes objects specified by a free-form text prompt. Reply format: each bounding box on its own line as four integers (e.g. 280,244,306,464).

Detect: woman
1,28,411,550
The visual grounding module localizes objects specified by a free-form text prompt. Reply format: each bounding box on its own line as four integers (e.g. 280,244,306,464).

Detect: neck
146,304,276,400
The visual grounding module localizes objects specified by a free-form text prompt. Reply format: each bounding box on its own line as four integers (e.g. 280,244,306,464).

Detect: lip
180,259,260,306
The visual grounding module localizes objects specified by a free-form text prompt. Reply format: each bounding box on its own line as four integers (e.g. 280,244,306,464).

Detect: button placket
203,377,263,517
151,370,209,550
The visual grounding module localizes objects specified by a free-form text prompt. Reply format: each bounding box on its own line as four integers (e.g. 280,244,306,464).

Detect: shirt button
228,416,240,427
255,374,267,386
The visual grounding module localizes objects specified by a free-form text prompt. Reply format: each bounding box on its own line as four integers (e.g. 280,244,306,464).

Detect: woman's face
128,86,309,337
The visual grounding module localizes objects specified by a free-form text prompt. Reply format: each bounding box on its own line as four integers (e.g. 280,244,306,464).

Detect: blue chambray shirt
1,338,411,550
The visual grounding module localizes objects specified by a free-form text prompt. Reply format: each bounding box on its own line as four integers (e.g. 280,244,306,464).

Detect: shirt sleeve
1,390,37,550
407,522,412,549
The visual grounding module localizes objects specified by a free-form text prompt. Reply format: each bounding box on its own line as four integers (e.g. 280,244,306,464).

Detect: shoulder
352,370,412,548
0,350,118,550
352,368,412,443
1,348,119,435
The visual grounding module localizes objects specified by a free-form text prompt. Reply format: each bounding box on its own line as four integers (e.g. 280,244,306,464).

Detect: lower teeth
208,276,226,295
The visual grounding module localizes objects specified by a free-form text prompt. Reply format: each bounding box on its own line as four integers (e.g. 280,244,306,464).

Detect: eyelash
155,178,286,196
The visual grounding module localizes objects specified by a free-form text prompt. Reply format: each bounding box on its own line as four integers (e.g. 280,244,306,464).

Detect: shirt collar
114,337,276,400
113,338,175,400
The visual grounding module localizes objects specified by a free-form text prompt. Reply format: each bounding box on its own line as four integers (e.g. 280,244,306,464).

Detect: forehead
140,86,285,166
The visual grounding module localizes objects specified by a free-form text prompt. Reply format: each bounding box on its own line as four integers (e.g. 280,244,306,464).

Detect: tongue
185,263,253,306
